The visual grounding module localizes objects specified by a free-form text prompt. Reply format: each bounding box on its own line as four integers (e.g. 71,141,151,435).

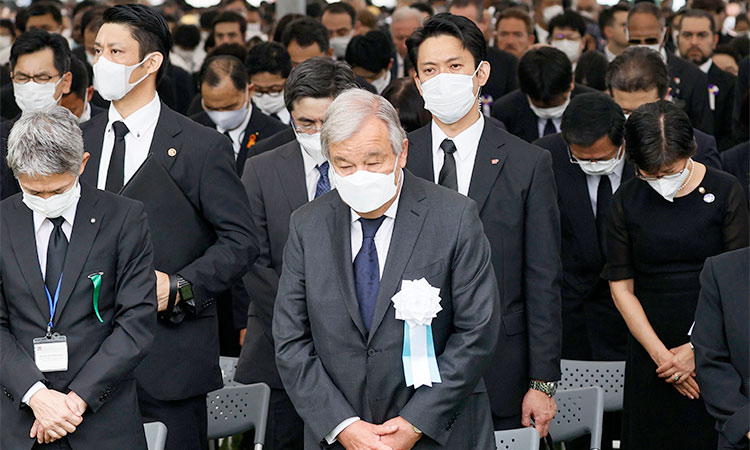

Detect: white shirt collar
604,46,618,62
535,23,549,45
107,93,161,139
699,58,713,74
300,142,325,177
659,47,668,64
32,192,79,234
350,171,403,223
430,115,484,162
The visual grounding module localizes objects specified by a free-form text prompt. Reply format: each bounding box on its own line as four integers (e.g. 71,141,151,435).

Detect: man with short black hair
60,55,106,122
345,30,393,94
246,42,292,123
282,17,331,67
548,10,587,66
212,11,247,48
599,4,629,62
321,2,357,59
24,2,64,34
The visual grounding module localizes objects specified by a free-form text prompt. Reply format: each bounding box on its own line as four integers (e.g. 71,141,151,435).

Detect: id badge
33,333,68,372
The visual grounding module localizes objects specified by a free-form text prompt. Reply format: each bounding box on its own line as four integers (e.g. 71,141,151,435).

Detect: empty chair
206,382,271,450
144,422,167,450
558,359,625,411
550,386,604,449
219,355,240,386
495,427,540,450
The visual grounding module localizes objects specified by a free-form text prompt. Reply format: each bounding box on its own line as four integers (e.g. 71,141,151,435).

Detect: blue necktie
315,161,331,198
354,216,386,332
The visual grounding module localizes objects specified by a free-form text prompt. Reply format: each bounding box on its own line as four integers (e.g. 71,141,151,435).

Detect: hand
29,420,49,444
379,417,422,450
155,270,180,312
66,391,87,416
672,373,700,399
239,328,247,346
522,388,557,438
656,343,695,384
28,389,83,444
337,419,398,450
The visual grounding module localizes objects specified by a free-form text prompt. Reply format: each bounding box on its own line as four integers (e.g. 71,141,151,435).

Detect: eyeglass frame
567,144,623,165
291,118,323,135
634,158,691,181
11,71,62,84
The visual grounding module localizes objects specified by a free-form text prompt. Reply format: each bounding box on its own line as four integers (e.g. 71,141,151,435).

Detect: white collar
659,47,668,64
604,46,618,62
350,171,403,223
699,58,713,74
431,114,484,162
107,93,161,139
300,142,325,177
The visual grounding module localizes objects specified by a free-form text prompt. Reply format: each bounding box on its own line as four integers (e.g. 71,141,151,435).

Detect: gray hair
6,106,84,178
321,89,407,160
391,6,424,25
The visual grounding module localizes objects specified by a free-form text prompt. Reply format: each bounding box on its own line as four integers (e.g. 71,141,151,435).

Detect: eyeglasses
11,72,61,84
254,89,283,96
567,145,622,164
634,159,690,181
628,37,661,45
291,119,323,134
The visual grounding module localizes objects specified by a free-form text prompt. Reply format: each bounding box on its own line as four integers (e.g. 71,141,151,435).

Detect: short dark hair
575,50,608,91
678,9,715,33
497,6,534,34
201,55,248,91
221,0,252,11
246,41,292,78
207,42,248,61
273,13,304,43
212,11,247,36
548,10,587,39
411,3,435,18
345,30,393,74
728,36,750,61
449,0,484,21
322,2,357,27
518,46,572,103
284,57,357,111
407,13,487,71
606,46,669,98
68,54,91,98
627,2,665,28
26,2,63,28
625,100,696,173
81,5,106,35
73,0,96,19
0,19,15,36
598,4,629,32
382,77,431,132
10,29,70,75
562,92,624,148
200,9,220,30
173,24,201,50
102,4,172,83
282,17,329,52
692,0,726,14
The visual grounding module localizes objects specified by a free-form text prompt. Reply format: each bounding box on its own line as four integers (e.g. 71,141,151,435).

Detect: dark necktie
105,121,130,193
45,217,68,296
543,118,557,137
596,175,612,256
315,161,331,198
353,216,386,332
438,139,458,191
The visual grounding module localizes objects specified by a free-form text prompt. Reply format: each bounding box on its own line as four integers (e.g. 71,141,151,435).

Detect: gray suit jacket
273,170,500,449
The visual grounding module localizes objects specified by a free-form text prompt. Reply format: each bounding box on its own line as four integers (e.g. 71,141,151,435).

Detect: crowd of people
0,0,747,449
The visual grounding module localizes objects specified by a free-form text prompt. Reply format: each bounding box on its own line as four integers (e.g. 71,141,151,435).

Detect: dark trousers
32,438,71,449
241,388,303,450
138,384,208,450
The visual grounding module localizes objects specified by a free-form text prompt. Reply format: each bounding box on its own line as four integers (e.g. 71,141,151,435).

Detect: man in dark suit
59,55,106,123
0,120,19,200
275,87,501,449
626,2,714,135
1,107,156,450
492,46,595,143
79,6,257,450
406,14,562,435
234,57,358,450
190,55,286,176
606,47,723,169
389,7,423,79
693,247,750,450
721,141,749,206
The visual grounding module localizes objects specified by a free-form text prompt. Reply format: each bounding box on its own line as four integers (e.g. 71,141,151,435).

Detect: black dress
601,167,749,449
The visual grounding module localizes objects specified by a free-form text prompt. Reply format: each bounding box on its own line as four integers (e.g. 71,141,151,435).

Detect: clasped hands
338,416,421,450
655,343,700,399
28,388,87,444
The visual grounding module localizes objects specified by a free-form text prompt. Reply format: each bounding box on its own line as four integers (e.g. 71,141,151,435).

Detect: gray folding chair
206,383,271,450
495,427,540,450
550,386,604,450
144,421,167,450
219,355,240,386
558,359,626,411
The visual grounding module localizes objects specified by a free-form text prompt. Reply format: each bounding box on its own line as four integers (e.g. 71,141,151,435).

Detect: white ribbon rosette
391,278,443,389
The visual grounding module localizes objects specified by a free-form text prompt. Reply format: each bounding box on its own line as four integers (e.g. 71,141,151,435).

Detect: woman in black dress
603,101,749,449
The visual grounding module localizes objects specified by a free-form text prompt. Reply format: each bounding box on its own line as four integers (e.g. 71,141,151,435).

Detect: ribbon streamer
88,273,104,323
402,322,441,389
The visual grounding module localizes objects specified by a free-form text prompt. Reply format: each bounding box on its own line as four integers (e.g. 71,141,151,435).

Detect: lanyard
44,274,63,336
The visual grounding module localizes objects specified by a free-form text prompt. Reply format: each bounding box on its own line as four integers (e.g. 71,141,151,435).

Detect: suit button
367,348,377,357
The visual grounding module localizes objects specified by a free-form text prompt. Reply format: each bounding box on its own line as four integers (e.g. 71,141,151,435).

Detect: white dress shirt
604,46,618,63
217,106,252,161
699,58,713,74
325,178,403,444
584,156,626,218
535,23,549,46
395,53,405,78
431,115,484,196
97,93,161,190
537,117,562,139
22,199,79,405
300,145,334,202
275,108,291,125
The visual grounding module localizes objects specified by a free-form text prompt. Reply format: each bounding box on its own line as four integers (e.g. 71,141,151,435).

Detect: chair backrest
144,421,167,450
219,356,240,386
206,382,271,447
558,359,625,412
495,427,540,450
550,386,604,449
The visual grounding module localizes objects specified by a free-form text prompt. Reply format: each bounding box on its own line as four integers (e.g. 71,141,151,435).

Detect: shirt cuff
325,417,360,445
22,382,46,405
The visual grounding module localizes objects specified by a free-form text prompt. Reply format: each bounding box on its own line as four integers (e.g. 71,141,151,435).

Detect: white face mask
204,92,249,131
371,70,392,95
253,91,286,115
542,5,564,25
295,130,324,164
551,39,582,63
419,62,483,125
333,156,400,213
645,159,692,202
575,146,623,176
93,53,155,101
14,77,63,113
22,178,81,219
330,35,352,59
0,35,12,50
85,50,95,67
78,102,92,123
528,94,570,119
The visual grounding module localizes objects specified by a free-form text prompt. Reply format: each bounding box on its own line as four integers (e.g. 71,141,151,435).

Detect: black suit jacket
667,51,714,135
721,141,750,207
248,126,296,159
707,63,738,151
693,247,749,450
191,106,287,176
234,139,308,389
0,119,19,200
0,184,157,450
80,103,258,400
0,83,20,121
490,84,596,143
406,119,562,418
484,47,518,103
694,127,723,169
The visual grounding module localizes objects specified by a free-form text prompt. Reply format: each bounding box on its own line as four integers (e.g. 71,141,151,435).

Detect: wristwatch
176,275,194,304
529,380,558,397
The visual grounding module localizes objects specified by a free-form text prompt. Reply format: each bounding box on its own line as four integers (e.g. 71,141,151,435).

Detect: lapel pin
90,218,96,223
703,193,715,203
168,148,177,157
698,187,706,194
491,159,499,165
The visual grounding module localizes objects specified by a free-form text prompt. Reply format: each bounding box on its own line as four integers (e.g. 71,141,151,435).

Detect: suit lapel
559,160,600,261
277,143,309,210
406,126,435,182
150,104,183,173
81,113,109,186
467,124,507,213
8,198,48,321
367,172,427,344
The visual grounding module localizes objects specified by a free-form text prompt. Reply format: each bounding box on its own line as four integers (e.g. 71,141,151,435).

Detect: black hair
200,9,220,30
68,54,90,98
81,5,106,34
102,4,172,83
562,92,624,148
678,9,715,33
406,13,487,71
173,24,201,50
212,11,247,36
448,0,484,21
283,56,357,111
692,0,726,14
10,29,70,75
598,3,629,32
281,17,329,52
221,0,252,11
0,19,15,36
624,100,696,173
322,2,357,27
548,10,587,39
575,50,608,91
246,41,291,78
729,36,750,61
382,77,432,132
627,2,665,28
411,3,434,18
200,54,248,91
273,13,304,43
73,0,96,19
26,2,62,28
207,42,248,61
518,46,572,103
345,30,394,74
606,46,668,98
